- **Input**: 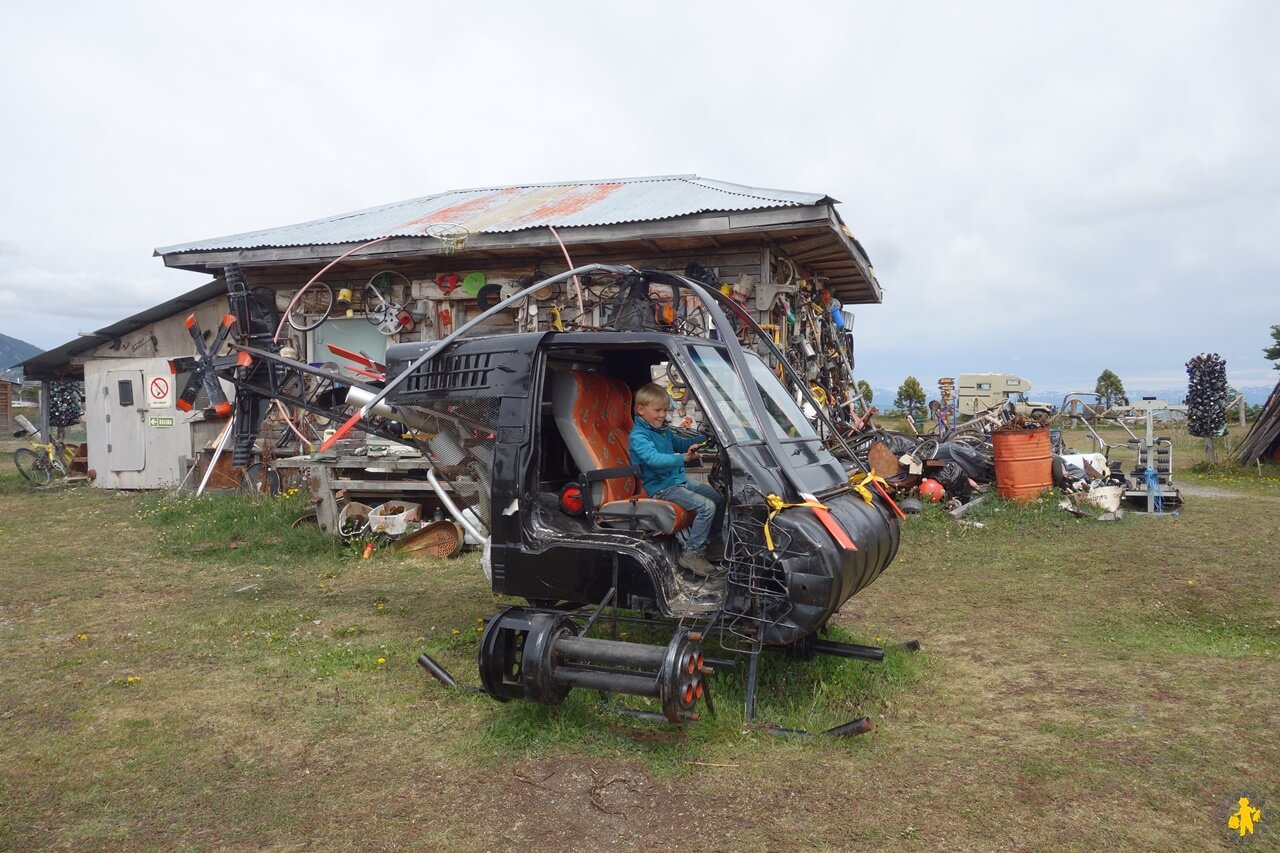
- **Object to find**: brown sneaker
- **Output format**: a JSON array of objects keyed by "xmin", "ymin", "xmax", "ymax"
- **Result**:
[{"xmin": 678, "ymin": 549, "xmax": 717, "ymax": 577}]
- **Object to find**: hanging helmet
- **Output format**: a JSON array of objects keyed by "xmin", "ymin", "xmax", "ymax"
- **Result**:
[{"xmin": 918, "ymin": 478, "xmax": 946, "ymax": 502}]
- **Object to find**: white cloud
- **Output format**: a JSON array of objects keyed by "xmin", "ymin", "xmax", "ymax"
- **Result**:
[{"xmin": 0, "ymin": 0, "xmax": 1276, "ymax": 393}]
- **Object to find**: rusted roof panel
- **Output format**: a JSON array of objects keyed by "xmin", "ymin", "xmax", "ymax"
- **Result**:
[{"xmin": 156, "ymin": 175, "xmax": 832, "ymax": 254}]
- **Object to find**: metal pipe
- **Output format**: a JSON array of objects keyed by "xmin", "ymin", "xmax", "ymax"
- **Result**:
[
  {"xmin": 555, "ymin": 636, "xmax": 669, "ymax": 669},
  {"xmin": 416, "ymin": 653, "xmax": 459, "ymax": 689},
  {"xmin": 808, "ymin": 639, "xmax": 885, "ymax": 661},
  {"xmin": 322, "ymin": 263, "xmax": 632, "ymax": 450},
  {"xmin": 343, "ymin": 385, "xmax": 432, "ymax": 431},
  {"xmin": 196, "ymin": 418, "xmax": 234, "ymax": 497},
  {"xmin": 767, "ymin": 716, "xmax": 874, "ymax": 739},
  {"xmin": 426, "ymin": 467, "xmax": 488, "ymax": 542},
  {"xmin": 554, "ymin": 669, "xmax": 659, "ymax": 697}
]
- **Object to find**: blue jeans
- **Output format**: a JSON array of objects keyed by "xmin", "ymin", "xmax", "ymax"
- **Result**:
[{"xmin": 654, "ymin": 480, "xmax": 725, "ymax": 553}]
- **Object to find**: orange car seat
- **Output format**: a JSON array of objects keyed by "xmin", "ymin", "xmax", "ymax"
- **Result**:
[{"xmin": 550, "ymin": 370, "xmax": 693, "ymax": 534}]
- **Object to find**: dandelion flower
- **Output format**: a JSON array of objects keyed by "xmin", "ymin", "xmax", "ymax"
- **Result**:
[{"xmin": 377, "ymin": 657, "xmax": 386, "ymax": 665}]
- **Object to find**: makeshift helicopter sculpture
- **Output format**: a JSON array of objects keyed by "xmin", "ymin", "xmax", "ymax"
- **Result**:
[{"xmin": 174, "ymin": 262, "xmax": 907, "ymax": 732}]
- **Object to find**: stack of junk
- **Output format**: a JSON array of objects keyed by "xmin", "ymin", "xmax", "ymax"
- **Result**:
[{"xmin": 849, "ymin": 402, "xmax": 1173, "ymax": 519}]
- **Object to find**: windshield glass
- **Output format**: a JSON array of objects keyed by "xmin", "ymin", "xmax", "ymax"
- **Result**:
[
  {"xmin": 686, "ymin": 345, "xmax": 820, "ymax": 442},
  {"xmin": 744, "ymin": 354, "xmax": 821, "ymax": 440}
]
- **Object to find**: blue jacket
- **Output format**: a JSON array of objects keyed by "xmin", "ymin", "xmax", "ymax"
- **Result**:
[{"xmin": 629, "ymin": 418, "xmax": 698, "ymax": 495}]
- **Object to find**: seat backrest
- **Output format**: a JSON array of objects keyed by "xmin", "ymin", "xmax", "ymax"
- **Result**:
[{"xmin": 550, "ymin": 370, "xmax": 639, "ymax": 506}]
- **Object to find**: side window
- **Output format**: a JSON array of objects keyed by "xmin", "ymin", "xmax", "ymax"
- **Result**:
[{"xmin": 117, "ymin": 379, "xmax": 134, "ymax": 407}]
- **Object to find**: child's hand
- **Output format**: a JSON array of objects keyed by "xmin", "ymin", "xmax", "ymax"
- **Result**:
[{"xmin": 683, "ymin": 446, "xmax": 702, "ymax": 463}]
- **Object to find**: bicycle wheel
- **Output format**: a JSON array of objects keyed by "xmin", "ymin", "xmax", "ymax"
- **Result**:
[
  {"xmin": 286, "ymin": 281, "xmax": 335, "ymax": 332},
  {"xmin": 363, "ymin": 282, "xmax": 393, "ymax": 327},
  {"xmin": 674, "ymin": 303, "xmax": 709, "ymax": 338},
  {"xmin": 14, "ymin": 448, "xmax": 52, "ymax": 486},
  {"xmin": 240, "ymin": 462, "xmax": 282, "ymax": 496}
]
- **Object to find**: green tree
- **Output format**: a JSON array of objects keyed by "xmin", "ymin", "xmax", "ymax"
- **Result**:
[
  {"xmin": 855, "ymin": 379, "xmax": 874, "ymax": 406},
  {"xmin": 1264, "ymin": 324, "xmax": 1280, "ymax": 370},
  {"xmin": 1095, "ymin": 369, "xmax": 1127, "ymax": 409},
  {"xmin": 894, "ymin": 376, "xmax": 926, "ymax": 418}
]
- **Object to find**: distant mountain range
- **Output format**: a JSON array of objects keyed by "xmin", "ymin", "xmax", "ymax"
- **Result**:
[{"xmin": 0, "ymin": 332, "xmax": 41, "ymax": 374}]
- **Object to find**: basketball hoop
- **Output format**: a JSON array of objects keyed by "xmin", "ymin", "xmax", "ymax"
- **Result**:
[{"xmin": 425, "ymin": 223, "xmax": 470, "ymax": 255}]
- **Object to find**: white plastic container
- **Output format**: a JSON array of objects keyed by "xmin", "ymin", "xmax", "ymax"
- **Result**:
[
  {"xmin": 337, "ymin": 501, "xmax": 373, "ymax": 537},
  {"xmin": 367, "ymin": 501, "xmax": 422, "ymax": 536}
]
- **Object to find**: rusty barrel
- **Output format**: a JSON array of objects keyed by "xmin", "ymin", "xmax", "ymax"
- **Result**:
[{"xmin": 992, "ymin": 426, "xmax": 1053, "ymax": 502}]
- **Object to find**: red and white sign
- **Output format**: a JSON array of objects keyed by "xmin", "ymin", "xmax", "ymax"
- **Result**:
[{"xmin": 148, "ymin": 375, "xmax": 173, "ymax": 408}]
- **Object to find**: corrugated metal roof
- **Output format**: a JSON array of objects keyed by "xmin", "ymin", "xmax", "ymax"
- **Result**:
[{"xmin": 156, "ymin": 175, "xmax": 832, "ymax": 254}]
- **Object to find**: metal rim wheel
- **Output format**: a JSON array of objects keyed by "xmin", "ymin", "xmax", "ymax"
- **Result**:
[
  {"xmin": 240, "ymin": 462, "xmax": 281, "ymax": 496},
  {"xmin": 14, "ymin": 448, "xmax": 52, "ymax": 486},
  {"xmin": 286, "ymin": 281, "xmax": 335, "ymax": 332}
]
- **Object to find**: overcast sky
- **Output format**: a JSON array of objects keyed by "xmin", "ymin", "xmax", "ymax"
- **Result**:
[{"xmin": 2, "ymin": 1, "xmax": 1277, "ymax": 393}]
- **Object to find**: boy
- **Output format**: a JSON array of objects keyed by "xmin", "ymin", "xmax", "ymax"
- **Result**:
[{"xmin": 629, "ymin": 382, "xmax": 725, "ymax": 576}]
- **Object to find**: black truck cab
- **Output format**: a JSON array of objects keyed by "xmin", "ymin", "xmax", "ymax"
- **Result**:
[{"xmin": 386, "ymin": 308, "xmax": 899, "ymax": 647}]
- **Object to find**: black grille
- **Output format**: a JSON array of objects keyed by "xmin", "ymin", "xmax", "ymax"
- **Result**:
[{"xmin": 404, "ymin": 352, "xmax": 494, "ymax": 393}]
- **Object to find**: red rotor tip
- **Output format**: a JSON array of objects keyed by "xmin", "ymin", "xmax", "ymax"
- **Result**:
[{"xmin": 321, "ymin": 412, "xmax": 363, "ymax": 451}]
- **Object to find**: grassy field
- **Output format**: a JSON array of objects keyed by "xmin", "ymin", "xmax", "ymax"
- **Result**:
[{"xmin": 0, "ymin": 424, "xmax": 1277, "ymax": 851}]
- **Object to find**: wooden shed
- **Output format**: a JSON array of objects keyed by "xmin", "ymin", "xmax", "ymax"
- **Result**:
[{"xmin": 23, "ymin": 175, "xmax": 883, "ymax": 489}]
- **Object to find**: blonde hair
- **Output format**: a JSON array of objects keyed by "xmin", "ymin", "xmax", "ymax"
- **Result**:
[{"xmin": 634, "ymin": 382, "xmax": 670, "ymax": 410}]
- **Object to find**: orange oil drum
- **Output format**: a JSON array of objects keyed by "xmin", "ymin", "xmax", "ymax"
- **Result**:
[{"xmin": 992, "ymin": 426, "xmax": 1053, "ymax": 502}]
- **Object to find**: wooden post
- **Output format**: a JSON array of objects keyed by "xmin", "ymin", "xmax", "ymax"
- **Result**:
[
  {"xmin": 1203, "ymin": 435, "xmax": 1217, "ymax": 464},
  {"xmin": 39, "ymin": 380, "xmax": 51, "ymax": 443},
  {"xmin": 312, "ymin": 464, "xmax": 340, "ymax": 534}
]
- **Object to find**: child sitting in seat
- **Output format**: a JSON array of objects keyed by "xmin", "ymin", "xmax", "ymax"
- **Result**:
[{"xmin": 628, "ymin": 382, "xmax": 724, "ymax": 576}]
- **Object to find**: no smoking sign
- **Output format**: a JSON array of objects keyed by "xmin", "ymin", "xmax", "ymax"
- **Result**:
[{"xmin": 148, "ymin": 375, "xmax": 173, "ymax": 408}]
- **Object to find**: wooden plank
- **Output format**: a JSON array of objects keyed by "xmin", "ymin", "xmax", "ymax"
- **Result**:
[
  {"xmin": 330, "ymin": 480, "xmax": 443, "ymax": 491},
  {"xmin": 312, "ymin": 464, "xmax": 340, "ymax": 534}
]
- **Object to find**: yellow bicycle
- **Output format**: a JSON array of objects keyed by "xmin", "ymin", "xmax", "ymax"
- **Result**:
[{"xmin": 12, "ymin": 415, "xmax": 76, "ymax": 486}]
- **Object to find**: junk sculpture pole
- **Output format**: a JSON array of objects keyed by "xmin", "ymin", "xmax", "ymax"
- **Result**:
[{"xmin": 1185, "ymin": 353, "xmax": 1229, "ymax": 463}]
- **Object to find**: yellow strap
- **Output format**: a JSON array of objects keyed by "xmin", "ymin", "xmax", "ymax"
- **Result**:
[
  {"xmin": 849, "ymin": 469, "xmax": 889, "ymax": 505},
  {"xmin": 764, "ymin": 493, "xmax": 827, "ymax": 551}
]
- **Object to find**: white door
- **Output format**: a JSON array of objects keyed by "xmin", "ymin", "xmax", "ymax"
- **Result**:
[{"xmin": 104, "ymin": 369, "xmax": 145, "ymax": 471}]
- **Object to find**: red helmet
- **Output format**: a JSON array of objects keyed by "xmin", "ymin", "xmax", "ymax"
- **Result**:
[{"xmin": 918, "ymin": 478, "xmax": 945, "ymax": 502}]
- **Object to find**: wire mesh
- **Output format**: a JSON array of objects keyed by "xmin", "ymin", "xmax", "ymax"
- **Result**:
[
  {"xmin": 716, "ymin": 505, "xmax": 796, "ymax": 650},
  {"xmin": 399, "ymin": 397, "xmax": 499, "ymax": 527}
]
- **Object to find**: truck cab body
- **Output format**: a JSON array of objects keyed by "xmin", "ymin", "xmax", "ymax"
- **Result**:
[
  {"xmin": 381, "ymin": 266, "xmax": 900, "ymax": 648},
  {"xmin": 957, "ymin": 373, "xmax": 1055, "ymax": 418}
]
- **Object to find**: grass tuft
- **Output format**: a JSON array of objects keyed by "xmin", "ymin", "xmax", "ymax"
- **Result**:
[{"xmin": 137, "ymin": 490, "xmax": 342, "ymax": 563}]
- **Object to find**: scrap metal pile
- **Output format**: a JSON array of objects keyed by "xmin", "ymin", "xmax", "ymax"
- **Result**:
[{"xmin": 841, "ymin": 397, "xmax": 1173, "ymax": 516}]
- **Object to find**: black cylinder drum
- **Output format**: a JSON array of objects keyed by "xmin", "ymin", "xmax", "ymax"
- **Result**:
[
  {"xmin": 752, "ymin": 491, "xmax": 900, "ymax": 646},
  {"xmin": 477, "ymin": 607, "xmax": 709, "ymax": 722}
]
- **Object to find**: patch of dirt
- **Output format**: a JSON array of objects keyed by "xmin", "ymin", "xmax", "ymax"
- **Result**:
[
  {"xmin": 1177, "ymin": 484, "xmax": 1245, "ymax": 498},
  {"xmin": 459, "ymin": 757, "xmax": 707, "ymax": 850}
]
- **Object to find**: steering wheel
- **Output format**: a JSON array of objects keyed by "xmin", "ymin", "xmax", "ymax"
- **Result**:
[{"xmin": 665, "ymin": 361, "xmax": 688, "ymax": 396}]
